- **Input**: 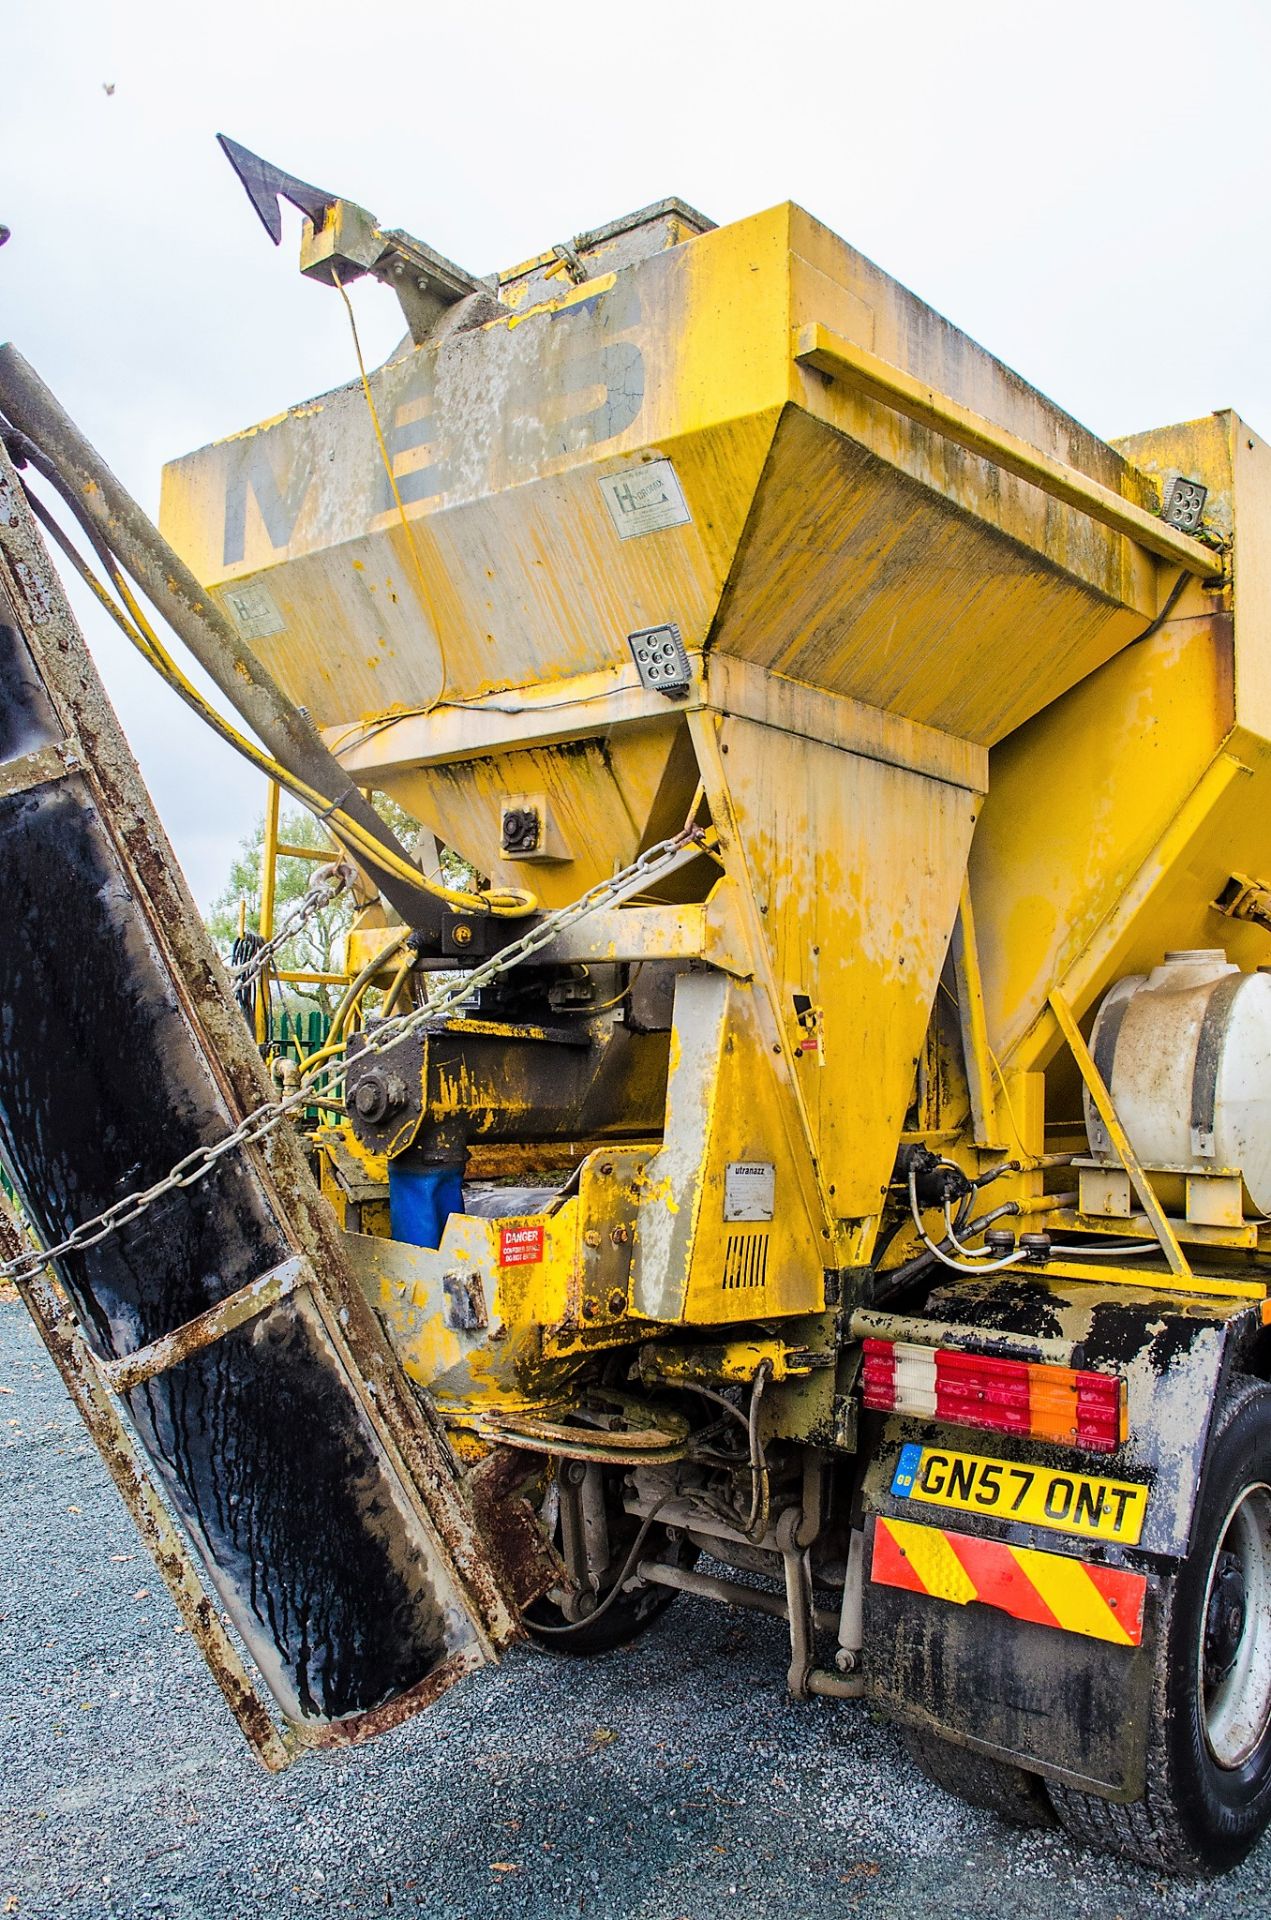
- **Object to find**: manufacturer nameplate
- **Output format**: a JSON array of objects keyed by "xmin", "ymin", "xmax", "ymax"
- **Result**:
[
  {"xmin": 724, "ymin": 1162, "xmax": 775, "ymax": 1223},
  {"xmin": 598, "ymin": 460, "xmax": 691, "ymax": 539}
]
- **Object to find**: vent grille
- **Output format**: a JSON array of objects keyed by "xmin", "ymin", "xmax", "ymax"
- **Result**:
[{"xmin": 722, "ymin": 1231, "xmax": 769, "ymax": 1290}]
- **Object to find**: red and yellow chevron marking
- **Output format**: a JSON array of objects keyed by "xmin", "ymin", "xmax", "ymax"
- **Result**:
[{"xmin": 871, "ymin": 1516, "xmax": 1145, "ymax": 1647}]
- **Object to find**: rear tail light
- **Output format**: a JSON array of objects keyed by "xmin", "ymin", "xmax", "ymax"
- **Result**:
[{"xmin": 861, "ymin": 1338, "xmax": 1126, "ymax": 1453}]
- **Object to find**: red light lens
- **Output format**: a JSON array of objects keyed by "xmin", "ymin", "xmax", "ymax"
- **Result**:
[
  {"xmin": 860, "ymin": 1337, "xmax": 1125, "ymax": 1453},
  {"xmin": 861, "ymin": 1338, "xmax": 897, "ymax": 1409}
]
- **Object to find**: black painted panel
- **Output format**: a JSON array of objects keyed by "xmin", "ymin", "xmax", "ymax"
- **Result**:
[
  {"xmin": 0, "ymin": 621, "xmax": 60, "ymax": 761},
  {"xmin": 0, "ymin": 754, "xmax": 472, "ymax": 1725}
]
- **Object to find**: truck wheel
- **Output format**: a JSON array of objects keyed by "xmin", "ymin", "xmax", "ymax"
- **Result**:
[
  {"xmin": 1049, "ymin": 1377, "xmax": 1271, "ymax": 1874},
  {"xmin": 524, "ymin": 1501, "xmax": 695, "ymax": 1656},
  {"xmin": 900, "ymin": 1727, "xmax": 1055, "ymax": 1827},
  {"xmin": 524, "ymin": 1561, "xmax": 680, "ymax": 1655}
]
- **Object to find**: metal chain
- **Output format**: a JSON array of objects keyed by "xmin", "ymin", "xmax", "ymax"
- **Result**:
[
  {"xmin": 1, "ymin": 828, "xmax": 703, "ymax": 1285},
  {"xmin": 229, "ymin": 864, "xmax": 349, "ymax": 990}
]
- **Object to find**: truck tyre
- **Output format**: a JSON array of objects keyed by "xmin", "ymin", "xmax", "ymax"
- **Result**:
[
  {"xmin": 524, "ymin": 1495, "xmax": 695, "ymax": 1655},
  {"xmin": 900, "ymin": 1727, "xmax": 1055, "ymax": 1827},
  {"xmin": 1049, "ymin": 1377, "xmax": 1271, "ymax": 1874},
  {"xmin": 525, "ymin": 1561, "xmax": 680, "ymax": 1655}
]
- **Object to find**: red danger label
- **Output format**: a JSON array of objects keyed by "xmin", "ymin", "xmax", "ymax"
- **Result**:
[{"xmin": 499, "ymin": 1223, "xmax": 544, "ymax": 1266}]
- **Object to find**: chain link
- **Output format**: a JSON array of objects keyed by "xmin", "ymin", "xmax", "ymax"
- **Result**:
[
  {"xmin": 229, "ymin": 864, "xmax": 350, "ymax": 991},
  {"xmin": 1, "ymin": 828, "xmax": 703, "ymax": 1285}
]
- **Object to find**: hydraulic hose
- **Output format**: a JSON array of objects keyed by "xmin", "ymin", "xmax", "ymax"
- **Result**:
[
  {"xmin": 906, "ymin": 1171, "xmax": 1029, "ymax": 1278},
  {"xmin": 380, "ymin": 948, "xmax": 418, "ymax": 1019},
  {"xmin": 0, "ymin": 344, "xmax": 502, "ymax": 934},
  {"xmin": 17, "ymin": 474, "xmax": 536, "ymax": 924},
  {"xmin": 299, "ymin": 927, "xmax": 413, "ymax": 1063}
]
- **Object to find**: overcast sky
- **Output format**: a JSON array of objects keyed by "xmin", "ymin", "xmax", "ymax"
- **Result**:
[{"xmin": 5, "ymin": 0, "xmax": 1270, "ymax": 911}]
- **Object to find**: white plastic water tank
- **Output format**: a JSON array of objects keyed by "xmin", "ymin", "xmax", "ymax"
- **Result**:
[{"xmin": 1084, "ymin": 951, "xmax": 1271, "ymax": 1215}]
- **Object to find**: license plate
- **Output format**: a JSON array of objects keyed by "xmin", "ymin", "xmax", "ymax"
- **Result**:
[{"xmin": 890, "ymin": 1442, "xmax": 1147, "ymax": 1545}]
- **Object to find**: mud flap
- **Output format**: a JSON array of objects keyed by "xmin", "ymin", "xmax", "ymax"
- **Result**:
[
  {"xmin": 0, "ymin": 446, "xmax": 518, "ymax": 1759},
  {"xmin": 863, "ymin": 1523, "xmax": 1159, "ymax": 1797},
  {"xmin": 859, "ymin": 1273, "xmax": 1261, "ymax": 1796}
]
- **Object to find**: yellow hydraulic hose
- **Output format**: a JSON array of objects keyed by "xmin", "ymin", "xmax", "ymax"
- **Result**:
[
  {"xmin": 31, "ymin": 492, "xmax": 536, "ymax": 919},
  {"xmin": 380, "ymin": 948, "xmax": 418, "ymax": 1019},
  {"xmin": 295, "ymin": 927, "xmax": 414, "ymax": 1079}
]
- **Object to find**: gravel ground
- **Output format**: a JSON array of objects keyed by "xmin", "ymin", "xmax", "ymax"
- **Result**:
[{"xmin": 3, "ymin": 1296, "xmax": 1271, "ymax": 1920}]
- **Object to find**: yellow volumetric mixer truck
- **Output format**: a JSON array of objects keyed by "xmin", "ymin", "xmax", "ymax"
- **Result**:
[{"xmin": 3, "ymin": 138, "xmax": 1271, "ymax": 1876}]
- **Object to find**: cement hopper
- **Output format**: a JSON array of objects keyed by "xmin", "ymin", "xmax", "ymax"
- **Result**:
[
  {"xmin": 160, "ymin": 196, "xmax": 1218, "ymax": 1286},
  {"xmin": 14, "ymin": 160, "xmax": 1271, "ymax": 1874}
]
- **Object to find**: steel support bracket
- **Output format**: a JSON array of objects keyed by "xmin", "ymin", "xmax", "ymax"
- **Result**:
[
  {"xmin": 1048, "ymin": 989, "xmax": 1193, "ymax": 1281},
  {"xmin": 96, "ymin": 1255, "xmax": 311, "ymax": 1395}
]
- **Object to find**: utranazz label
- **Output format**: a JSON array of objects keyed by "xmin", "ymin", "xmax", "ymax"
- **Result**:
[{"xmin": 724, "ymin": 1162, "xmax": 776, "ymax": 1223}]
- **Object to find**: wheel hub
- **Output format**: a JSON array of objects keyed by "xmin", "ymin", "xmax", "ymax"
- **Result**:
[
  {"xmin": 1201, "ymin": 1483, "xmax": 1271, "ymax": 1769},
  {"xmin": 1206, "ymin": 1550, "xmax": 1249, "ymax": 1687}
]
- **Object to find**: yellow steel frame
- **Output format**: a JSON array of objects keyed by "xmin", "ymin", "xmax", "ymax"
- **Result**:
[
  {"xmin": 160, "ymin": 198, "xmax": 1271, "ymax": 1412},
  {"xmin": 250, "ymin": 777, "xmax": 355, "ymax": 1048},
  {"xmin": 1047, "ymin": 989, "xmax": 1191, "ymax": 1281}
]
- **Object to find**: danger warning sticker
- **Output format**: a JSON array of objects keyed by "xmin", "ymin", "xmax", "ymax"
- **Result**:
[{"xmin": 499, "ymin": 1223, "xmax": 545, "ymax": 1266}]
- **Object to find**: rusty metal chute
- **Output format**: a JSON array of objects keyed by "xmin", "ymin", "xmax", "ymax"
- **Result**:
[{"xmin": 0, "ymin": 446, "xmax": 518, "ymax": 1760}]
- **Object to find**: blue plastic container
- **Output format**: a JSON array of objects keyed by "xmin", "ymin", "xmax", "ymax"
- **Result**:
[{"xmin": 389, "ymin": 1160, "xmax": 465, "ymax": 1250}]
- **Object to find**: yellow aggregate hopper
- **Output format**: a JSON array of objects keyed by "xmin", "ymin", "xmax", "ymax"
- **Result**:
[{"xmin": 159, "ymin": 197, "xmax": 1222, "ymax": 1308}]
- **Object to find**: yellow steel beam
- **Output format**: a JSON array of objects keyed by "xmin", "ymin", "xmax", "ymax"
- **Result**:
[
  {"xmin": 794, "ymin": 324, "xmax": 1222, "ymax": 579},
  {"xmin": 326, "ymin": 653, "xmax": 988, "ymax": 797},
  {"xmin": 259, "ymin": 778, "xmax": 281, "ymax": 942},
  {"xmin": 1047, "ymin": 1208, "xmax": 1258, "ymax": 1252},
  {"xmin": 1042, "ymin": 1259, "xmax": 1262, "ymax": 1302},
  {"xmin": 948, "ymin": 880, "xmax": 1002, "ymax": 1150},
  {"xmin": 1047, "ymin": 989, "xmax": 1192, "ymax": 1280},
  {"xmin": 255, "ymin": 778, "xmax": 281, "ymax": 1047},
  {"xmin": 276, "ymin": 841, "xmax": 338, "ymax": 862}
]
